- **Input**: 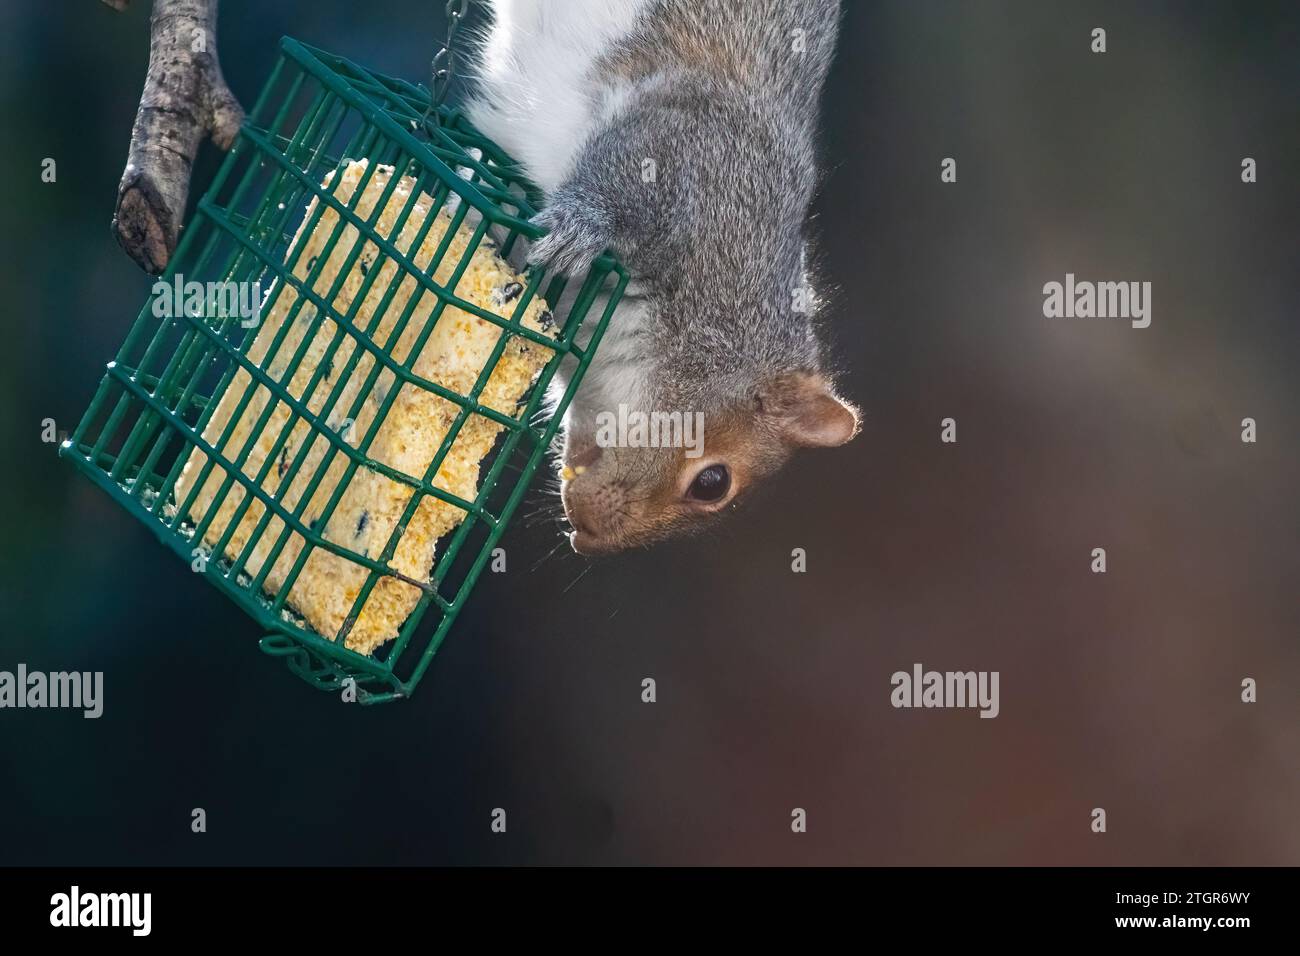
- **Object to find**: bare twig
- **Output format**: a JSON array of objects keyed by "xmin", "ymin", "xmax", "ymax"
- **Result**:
[{"xmin": 105, "ymin": 0, "xmax": 244, "ymax": 273}]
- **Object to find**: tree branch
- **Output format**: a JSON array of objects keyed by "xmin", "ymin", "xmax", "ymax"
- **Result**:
[{"xmin": 106, "ymin": 0, "xmax": 244, "ymax": 274}]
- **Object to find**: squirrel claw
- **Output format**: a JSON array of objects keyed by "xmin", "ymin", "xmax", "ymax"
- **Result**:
[{"xmin": 526, "ymin": 203, "xmax": 610, "ymax": 277}]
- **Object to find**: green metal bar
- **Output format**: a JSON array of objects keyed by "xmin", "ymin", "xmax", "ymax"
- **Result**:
[
  {"xmin": 200, "ymin": 193, "xmax": 539, "ymax": 431},
  {"xmin": 140, "ymin": 68, "xmax": 340, "ymax": 518},
  {"xmin": 125, "ymin": 77, "xmax": 328, "ymax": 498},
  {"xmin": 159, "ymin": 272, "xmax": 489, "ymax": 519},
  {"xmin": 398, "ymin": 268, "xmax": 630, "ymax": 691},
  {"xmin": 106, "ymin": 62, "xmax": 314, "ymax": 481},
  {"xmin": 241, "ymin": 124, "xmax": 562, "ymax": 350},
  {"xmin": 224, "ymin": 153, "xmax": 457, "ymax": 593},
  {"xmin": 60, "ymin": 446, "xmax": 401, "ymax": 690},
  {"xmin": 167, "ymin": 94, "xmax": 370, "ymax": 534},
  {"xmin": 99, "ymin": 363, "xmax": 446, "ymax": 599},
  {"xmin": 203, "ymin": 135, "xmax": 414, "ymax": 576},
  {"xmin": 330, "ymin": 213, "xmax": 509, "ymax": 645}
]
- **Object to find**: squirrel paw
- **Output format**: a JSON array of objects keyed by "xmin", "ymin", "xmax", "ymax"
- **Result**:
[{"xmin": 526, "ymin": 201, "xmax": 610, "ymax": 277}]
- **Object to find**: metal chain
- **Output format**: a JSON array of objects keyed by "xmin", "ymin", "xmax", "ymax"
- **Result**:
[{"xmin": 423, "ymin": 0, "xmax": 471, "ymax": 130}]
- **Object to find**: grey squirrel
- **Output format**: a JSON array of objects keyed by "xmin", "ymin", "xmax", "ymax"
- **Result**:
[{"xmin": 468, "ymin": 0, "xmax": 858, "ymax": 555}]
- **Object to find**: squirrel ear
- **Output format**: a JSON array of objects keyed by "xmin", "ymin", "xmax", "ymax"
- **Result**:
[{"xmin": 761, "ymin": 373, "xmax": 860, "ymax": 448}]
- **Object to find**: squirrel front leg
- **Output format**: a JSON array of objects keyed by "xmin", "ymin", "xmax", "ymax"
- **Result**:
[
  {"xmin": 525, "ymin": 111, "xmax": 677, "ymax": 278},
  {"xmin": 526, "ymin": 183, "xmax": 616, "ymax": 277}
]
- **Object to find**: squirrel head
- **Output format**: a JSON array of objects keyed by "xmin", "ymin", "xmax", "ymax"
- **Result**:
[
  {"xmin": 559, "ymin": 368, "xmax": 858, "ymax": 555},
  {"xmin": 533, "ymin": 83, "xmax": 855, "ymax": 554}
]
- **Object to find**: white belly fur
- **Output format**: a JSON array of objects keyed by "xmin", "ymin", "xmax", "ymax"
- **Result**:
[
  {"xmin": 467, "ymin": 0, "xmax": 652, "ymax": 196},
  {"xmin": 467, "ymin": 0, "xmax": 657, "ymax": 420}
]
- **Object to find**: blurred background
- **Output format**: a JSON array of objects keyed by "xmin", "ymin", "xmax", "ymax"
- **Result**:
[{"xmin": 0, "ymin": 0, "xmax": 1296, "ymax": 865}]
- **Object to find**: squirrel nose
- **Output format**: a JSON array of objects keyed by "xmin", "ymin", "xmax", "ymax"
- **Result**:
[
  {"xmin": 569, "ymin": 528, "xmax": 614, "ymax": 556},
  {"xmin": 568, "ymin": 511, "xmax": 595, "ymax": 536},
  {"xmin": 563, "ymin": 496, "xmax": 596, "ymax": 537}
]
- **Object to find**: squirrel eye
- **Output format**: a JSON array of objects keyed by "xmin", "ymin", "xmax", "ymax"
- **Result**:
[{"xmin": 687, "ymin": 464, "xmax": 730, "ymax": 503}]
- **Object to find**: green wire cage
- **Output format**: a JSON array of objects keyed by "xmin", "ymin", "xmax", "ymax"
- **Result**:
[{"xmin": 60, "ymin": 38, "xmax": 628, "ymax": 704}]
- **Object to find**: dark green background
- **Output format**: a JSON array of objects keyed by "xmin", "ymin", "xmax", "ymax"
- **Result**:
[{"xmin": 0, "ymin": 1, "xmax": 1296, "ymax": 864}]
